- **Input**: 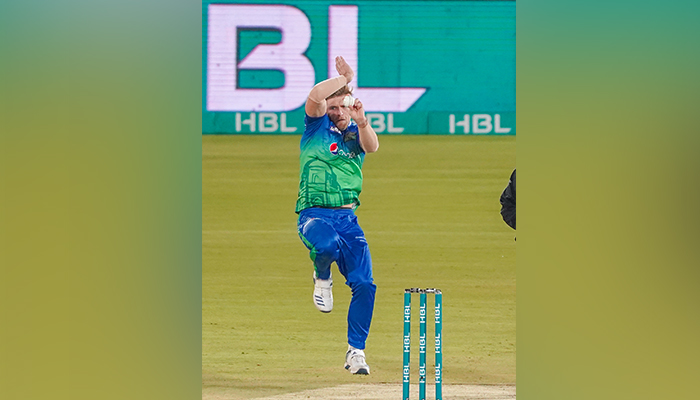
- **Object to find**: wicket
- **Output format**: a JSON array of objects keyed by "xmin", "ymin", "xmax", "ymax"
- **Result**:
[{"xmin": 403, "ymin": 288, "xmax": 442, "ymax": 400}]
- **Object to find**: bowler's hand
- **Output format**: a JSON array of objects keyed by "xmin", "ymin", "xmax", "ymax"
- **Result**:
[
  {"xmin": 349, "ymin": 98, "xmax": 368, "ymax": 128},
  {"xmin": 335, "ymin": 56, "xmax": 354, "ymax": 84},
  {"xmin": 349, "ymin": 97, "xmax": 378, "ymax": 152}
]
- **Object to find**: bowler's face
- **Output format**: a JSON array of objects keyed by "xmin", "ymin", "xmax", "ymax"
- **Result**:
[{"xmin": 326, "ymin": 96, "xmax": 351, "ymax": 131}]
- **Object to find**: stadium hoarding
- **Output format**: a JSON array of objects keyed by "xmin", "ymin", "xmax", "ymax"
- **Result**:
[{"xmin": 203, "ymin": 1, "xmax": 515, "ymax": 135}]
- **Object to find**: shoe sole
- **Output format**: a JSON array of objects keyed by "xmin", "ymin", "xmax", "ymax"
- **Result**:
[{"xmin": 344, "ymin": 364, "xmax": 370, "ymax": 375}]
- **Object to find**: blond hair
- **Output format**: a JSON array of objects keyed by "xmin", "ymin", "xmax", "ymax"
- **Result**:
[{"xmin": 326, "ymin": 85, "xmax": 353, "ymax": 100}]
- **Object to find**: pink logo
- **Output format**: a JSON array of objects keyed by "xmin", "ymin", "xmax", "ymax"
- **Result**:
[{"xmin": 329, "ymin": 143, "xmax": 339, "ymax": 155}]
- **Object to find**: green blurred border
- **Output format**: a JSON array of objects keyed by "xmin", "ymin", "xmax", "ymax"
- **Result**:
[
  {"xmin": 518, "ymin": 0, "xmax": 700, "ymax": 399},
  {"xmin": 1, "ymin": 1, "xmax": 201, "ymax": 399}
]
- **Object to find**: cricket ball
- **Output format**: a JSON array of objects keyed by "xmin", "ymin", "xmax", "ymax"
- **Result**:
[{"xmin": 342, "ymin": 95, "xmax": 355, "ymax": 108}]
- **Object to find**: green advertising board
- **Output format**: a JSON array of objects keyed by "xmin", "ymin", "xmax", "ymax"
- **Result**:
[{"xmin": 203, "ymin": 1, "xmax": 515, "ymax": 135}]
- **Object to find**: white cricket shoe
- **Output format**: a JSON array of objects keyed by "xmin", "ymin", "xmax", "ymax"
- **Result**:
[
  {"xmin": 344, "ymin": 348, "xmax": 370, "ymax": 375},
  {"xmin": 312, "ymin": 272, "xmax": 333, "ymax": 313}
]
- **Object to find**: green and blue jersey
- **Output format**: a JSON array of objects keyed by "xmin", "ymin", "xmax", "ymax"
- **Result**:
[{"xmin": 295, "ymin": 114, "xmax": 365, "ymax": 212}]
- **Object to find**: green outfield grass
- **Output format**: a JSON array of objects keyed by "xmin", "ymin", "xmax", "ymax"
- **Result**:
[{"xmin": 203, "ymin": 135, "xmax": 516, "ymax": 399}]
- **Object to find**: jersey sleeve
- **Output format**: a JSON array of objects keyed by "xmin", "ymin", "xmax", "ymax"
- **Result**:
[{"xmin": 301, "ymin": 114, "xmax": 326, "ymax": 147}]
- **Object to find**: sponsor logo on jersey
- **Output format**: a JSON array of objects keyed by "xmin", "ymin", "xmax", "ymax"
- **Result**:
[
  {"xmin": 329, "ymin": 142, "xmax": 358, "ymax": 159},
  {"xmin": 329, "ymin": 142, "xmax": 339, "ymax": 155}
]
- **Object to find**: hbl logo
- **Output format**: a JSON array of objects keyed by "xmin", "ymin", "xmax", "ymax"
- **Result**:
[{"xmin": 207, "ymin": 5, "xmax": 427, "ymax": 112}]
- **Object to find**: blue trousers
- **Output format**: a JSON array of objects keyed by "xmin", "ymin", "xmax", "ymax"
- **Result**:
[{"xmin": 297, "ymin": 207, "xmax": 376, "ymax": 350}]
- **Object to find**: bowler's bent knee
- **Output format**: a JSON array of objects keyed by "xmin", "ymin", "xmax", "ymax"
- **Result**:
[{"xmin": 350, "ymin": 279, "xmax": 376, "ymax": 297}]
